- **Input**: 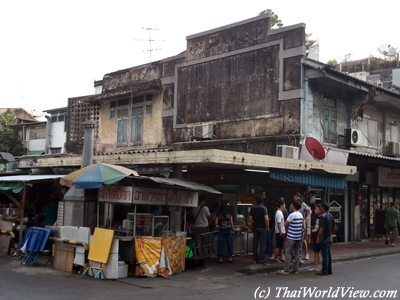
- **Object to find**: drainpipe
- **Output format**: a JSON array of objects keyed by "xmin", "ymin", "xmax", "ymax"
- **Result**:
[
  {"xmin": 45, "ymin": 114, "xmax": 51, "ymax": 154},
  {"xmin": 81, "ymin": 120, "xmax": 96, "ymax": 168}
]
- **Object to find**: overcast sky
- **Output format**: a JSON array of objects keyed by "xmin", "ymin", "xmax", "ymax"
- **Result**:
[{"xmin": 1, "ymin": 0, "xmax": 399, "ymax": 114}]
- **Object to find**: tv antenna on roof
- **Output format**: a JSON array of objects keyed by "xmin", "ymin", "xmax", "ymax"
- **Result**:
[{"xmin": 135, "ymin": 27, "xmax": 164, "ymax": 63}]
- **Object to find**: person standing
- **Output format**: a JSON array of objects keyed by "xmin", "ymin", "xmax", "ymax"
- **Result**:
[
  {"xmin": 292, "ymin": 192, "xmax": 312, "ymax": 261},
  {"xmin": 261, "ymin": 191, "xmax": 274, "ymax": 259},
  {"xmin": 274, "ymin": 198, "xmax": 286, "ymax": 262},
  {"xmin": 192, "ymin": 195, "xmax": 211, "ymax": 257},
  {"xmin": 316, "ymin": 203, "xmax": 334, "ymax": 275},
  {"xmin": 249, "ymin": 194, "xmax": 269, "ymax": 265},
  {"xmin": 385, "ymin": 202, "xmax": 399, "ymax": 247},
  {"xmin": 278, "ymin": 199, "xmax": 303, "ymax": 274},
  {"xmin": 216, "ymin": 201, "xmax": 234, "ymax": 263},
  {"xmin": 309, "ymin": 204, "xmax": 322, "ymax": 272}
]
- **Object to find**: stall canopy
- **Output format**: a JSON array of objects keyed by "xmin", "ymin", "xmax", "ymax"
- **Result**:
[
  {"xmin": 131, "ymin": 176, "xmax": 222, "ymax": 195},
  {"xmin": 0, "ymin": 174, "xmax": 63, "ymax": 187},
  {"xmin": 60, "ymin": 163, "xmax": 139, "ymax": 189},
  {"xmin": 0, "ymin": 182, "xmax": 25, "ymax": 193},
  {"xmin": 269, "ymin": 170, "xmax": 347, "ymax": 190},
  {"xmin": 0, "ymin": 175, "xmax": 64, "ymax": 193}
]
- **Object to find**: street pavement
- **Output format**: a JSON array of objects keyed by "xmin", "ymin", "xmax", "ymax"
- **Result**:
[{"xmin": 0, "ymin": 240, "xmax": 399, "ymax": 300}]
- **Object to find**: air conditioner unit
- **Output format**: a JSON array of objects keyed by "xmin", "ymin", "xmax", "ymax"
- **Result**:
[
  {"xmin": 386, "ymin": 141, "xmax": 400, "ymax": 156},
  {"xmin": 344, "ymin": 129, "xmax": 364, "ymax": 146},
  {"xmin": 276, "ymin": 145, "xmax": 299, "ymax": 159},
  {"xmin": 193, "ymin": 124, "xmax": 213, "ymax": 139}
]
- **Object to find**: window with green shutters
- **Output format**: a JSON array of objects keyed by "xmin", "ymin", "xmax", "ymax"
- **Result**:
[
  {"xmin": 323, "ymin": 98, "xmax": 337, "ymax": 143},
  {"xmin": 116, "ymin": 108, "xmax": 129, "ymax": 145}
]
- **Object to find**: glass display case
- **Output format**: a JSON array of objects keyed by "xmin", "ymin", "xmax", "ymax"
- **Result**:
[
  {"xmin": 126, "ymin": 213, "xmax": 169, "ymax": 237},
  {"xmin": 153, "ymin": 216, "xmax": 169, "ymax": 236}
]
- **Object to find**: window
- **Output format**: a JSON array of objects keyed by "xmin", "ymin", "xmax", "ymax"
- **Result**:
[
  {"xmin": 323, "ymin": 98, "xmax": 337, "ymax": 143},
  {"xmin": 116, "ymin": 108, "xmax": 129, "ymax": 145},
  {"xmin": 110, "ymin": 101, "xmax": 116, "ymax": 119},
  {"xmin": 131, "ymin": 115, "xmax": 143, "ymax": 145},
  {"xmin": 117, "ymin": 98, "xmax": 130, "ymax": 107},
  {"xmin": 359, "ymin": 118, "xmax": 378, "ymax": 147},
  {"xmin": 50, "ymin": 147, "xmax": 62, "ymax": 154},
  {"xmin": 51, "ymin": 114, "xmax": 65, "ymax": 122},
  {"xmin": 30, "ymin": 126, "xmax": 46, "ymax": 140},
  {"xmin": 113, "ymin": 94, "xmax": 152, "ymax": 146},
  {"xmin": 390, "ymin": 124, "xmax": 399, "ymax": 142}
]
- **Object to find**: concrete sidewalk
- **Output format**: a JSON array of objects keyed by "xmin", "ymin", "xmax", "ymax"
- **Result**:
[
  {"xmin": 114, "ymin": 239, "xmax": 400, "ymax": 289},
  {"xmin": 2, "ymin": 239, "xmax": 399, "ymax": 288},
  {"xmin": 196, "ymin": 239, "xmax": 400, "ymax": 276}
]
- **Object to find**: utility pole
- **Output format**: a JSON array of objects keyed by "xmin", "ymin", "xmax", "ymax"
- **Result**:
[
  {"xmin": 343, "ymin": 53, "xmax": 351, "ymax": 73},
  {"xmin": 135, "ymin": 27, "xmax": 164, "ymax": 63}
]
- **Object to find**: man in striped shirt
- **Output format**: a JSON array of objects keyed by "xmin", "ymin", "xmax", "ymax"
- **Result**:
[{"xmin": 278, "ymin": 199, "xmax": 304, "ymax": 275}]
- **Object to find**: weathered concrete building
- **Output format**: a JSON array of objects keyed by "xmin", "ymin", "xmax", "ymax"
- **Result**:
[
  {"xmin": 28, "ymin": 15, "xmax": 400, "ymax": 242},
  {"xmin": 65, "ymin": 15, "xmax": 306, "ymax": 156}
]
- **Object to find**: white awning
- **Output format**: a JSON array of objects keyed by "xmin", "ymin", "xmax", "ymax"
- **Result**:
[
  {"xmin": 130, "ymin": 176, "xmax": 222, "ymax": 195},
  {"xmin": 0, "ymin": 175, "xmax": 64, "ymax": 182}
]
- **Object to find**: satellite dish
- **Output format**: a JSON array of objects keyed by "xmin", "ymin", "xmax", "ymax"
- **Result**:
[{"xmin": 305, "ymin": 137, "xmax": 326, "ymax": 160}]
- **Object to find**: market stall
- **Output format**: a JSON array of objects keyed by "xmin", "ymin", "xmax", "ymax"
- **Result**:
[
  {"xmin": 96, "ymin": 178, "xmax": 218, "ymax": 277},
  {"xmin": 59, "ymin": 163, "xmax": 221, "ymax": 278}
]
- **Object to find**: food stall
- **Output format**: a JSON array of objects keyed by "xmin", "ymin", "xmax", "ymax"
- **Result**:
[
  {"xmin": 96, "ymin": 177, "xmax": 220, "ymax": 278},
  {"xmin": 59, "ymin": 164, "xmax": 221, "ymax": 278}
]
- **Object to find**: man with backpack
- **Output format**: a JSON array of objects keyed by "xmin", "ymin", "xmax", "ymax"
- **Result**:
[{"xmin": 191, "ymin": 195, "xmax": 211, "ymax": 257}]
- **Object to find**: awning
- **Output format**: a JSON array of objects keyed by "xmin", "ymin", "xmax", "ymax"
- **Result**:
[
  {"xmin": 131, "ymin": 176, "xmax": 222, "ymax": 195},
  {"xmin": 0, "ymin": 175, "xmax": 64, "ymax": 182},
  {"xmin": 0, "ymin": 175, "xmax": 64, "ymax": 193},
  {"xmin": 269, "ymin": 170, "xmax": 347, "ymax": 190},
  {"xmin": 27, "ymin": 150, "xmax": 45, "ymax": 156},
  {"xmin": 0, "ymin": 182, "xmax": 25, "ymax": 193}
]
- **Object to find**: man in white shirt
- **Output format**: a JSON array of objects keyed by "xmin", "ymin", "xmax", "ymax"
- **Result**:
[
  {"xmin": 274, "ymin": 198, "xmax": 286, "ymax": 262},
  {"xmin": 192, "ymin": 195, "xmax": 211, "ymax": 257}
]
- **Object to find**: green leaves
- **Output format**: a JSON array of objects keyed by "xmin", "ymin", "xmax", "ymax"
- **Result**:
[{"xmin": 0, "ymin": 109, "xmax": 25, "ymax": 156}]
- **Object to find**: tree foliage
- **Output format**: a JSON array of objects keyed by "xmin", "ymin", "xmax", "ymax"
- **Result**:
[
  {"xmin": 259, "ymin": 9, "xmax": 283, "ymax": 28},
  {"xmin": 0, "ymin": 109, "xmax": 25, "ymax": 156},
  {"xmin": 327, "ymin": 59, "xmax": 338, "ymax": 67}
]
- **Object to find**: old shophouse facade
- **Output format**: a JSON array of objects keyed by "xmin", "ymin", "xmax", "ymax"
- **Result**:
[{"xmin": 26, "ymin": 14, "xmax": 400, "ymax": 241}]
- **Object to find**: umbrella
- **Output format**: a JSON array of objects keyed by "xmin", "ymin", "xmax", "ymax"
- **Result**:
[{"xmin": 60, "ymin": 163, "xmax": 139, "ymax": 189}]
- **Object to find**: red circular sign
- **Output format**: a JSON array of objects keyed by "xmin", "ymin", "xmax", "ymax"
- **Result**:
[{"xmin": 305, "ymin": 137, "xmax": 326, "ymax": 160}]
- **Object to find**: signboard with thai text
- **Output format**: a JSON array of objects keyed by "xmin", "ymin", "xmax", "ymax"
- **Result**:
[
  {"xmin": 378, "ymin": 167, "xmax": 400, "ymax": 188},
  {"xmin": 99, "ymin": 186, "xmax": 133, "ymax": 204},
  {"xmin": 133, "ymin": 187, "xmax": 198, "ymax": 207}
]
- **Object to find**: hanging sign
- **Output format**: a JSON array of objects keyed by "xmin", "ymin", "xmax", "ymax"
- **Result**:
[
  {"xmin": 378, "ymin": 167, "xmax": 400, "ymax": 188},
  {"xmin": 166, "ymin": 190, "xmax": 198, "ymax": 207},
  {"xmin": 133, "ymin": 187, "xmax": 198, "ymax": 207},
  {"xmin": 98, "ymin": 186, "xmax": 133, "ymax": 204}
]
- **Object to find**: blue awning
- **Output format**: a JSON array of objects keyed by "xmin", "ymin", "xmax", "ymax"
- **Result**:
[{"xmin": 270, "ymin": 170, "xmax": 347, "ymax": 190}]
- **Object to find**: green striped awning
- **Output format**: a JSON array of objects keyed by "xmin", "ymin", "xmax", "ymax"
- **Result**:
[{"xmin": 270, "ymin": 170, "xmax": 347, "ymax": 190}]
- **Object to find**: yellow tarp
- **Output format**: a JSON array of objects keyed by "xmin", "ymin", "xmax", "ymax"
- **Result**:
[
  {"xmin": 135, "ymin": 236, "xmax": 186, "ymax": 278},
  {"xmin": 135, "ymin": 237, "xmax": 162, "ymax": 277},
  {"xmin": 88, "ymin": 228, "xmax": 114, "ymax": 264}
]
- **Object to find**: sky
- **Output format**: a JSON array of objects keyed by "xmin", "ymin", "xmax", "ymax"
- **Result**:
[{"xmin": 1, "ymin": 0, "xmax": 399, "ymax": 114}]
